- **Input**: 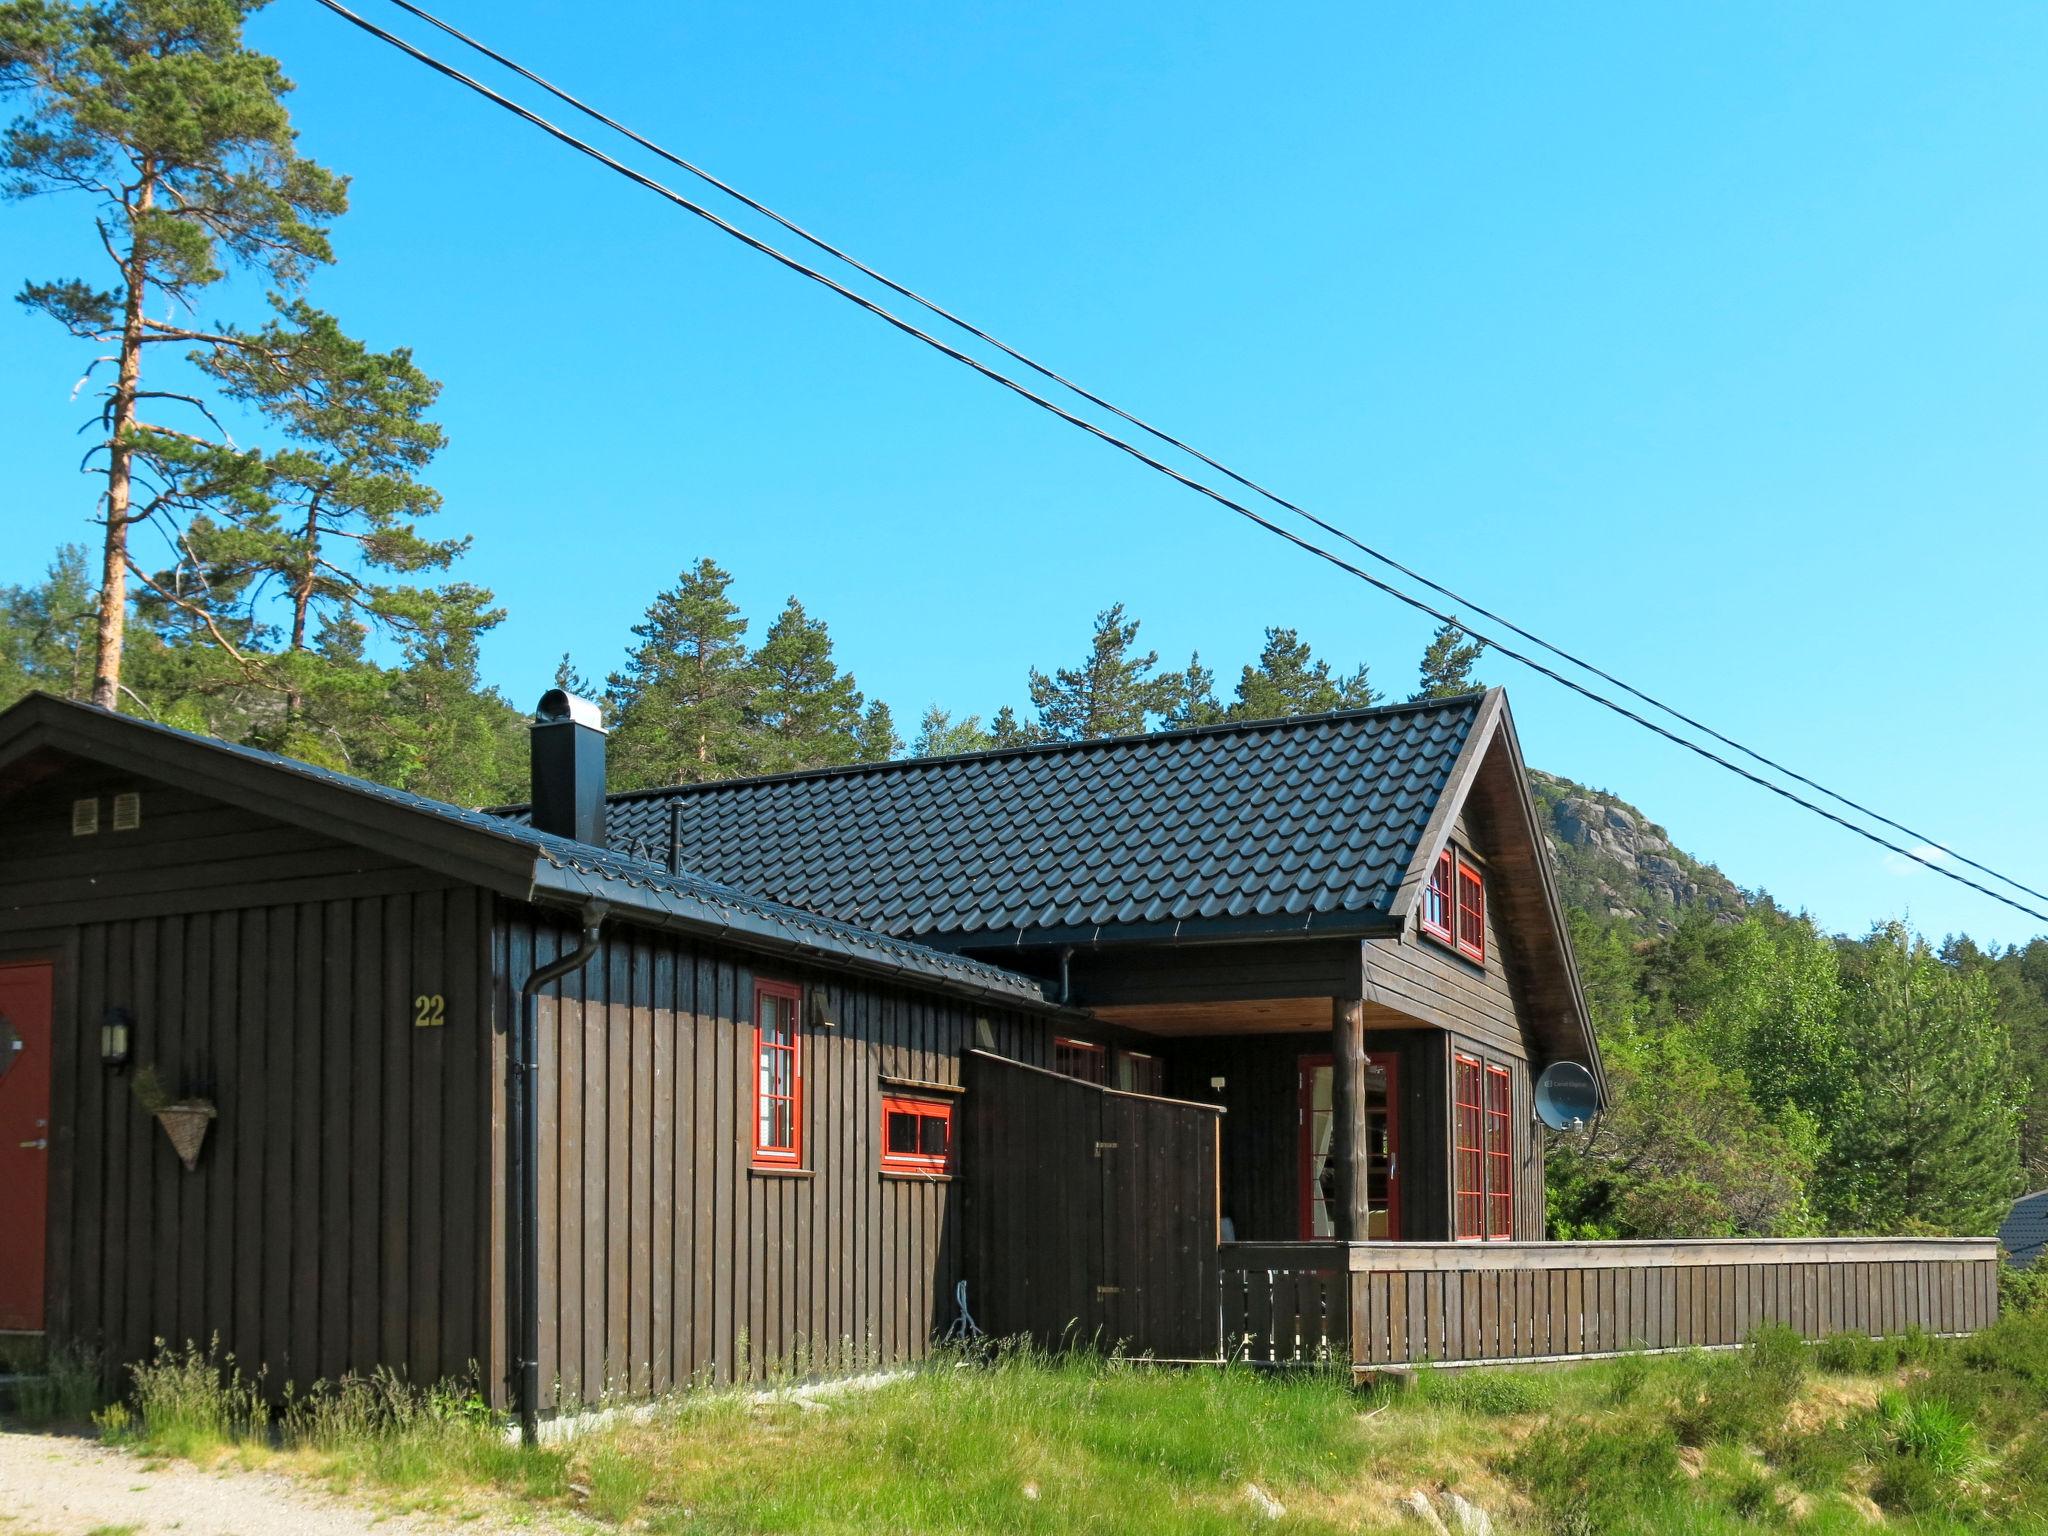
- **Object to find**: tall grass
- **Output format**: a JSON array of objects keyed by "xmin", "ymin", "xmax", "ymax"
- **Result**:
[{"xmin": 76, "ymin": 1315, "xmax": 2048, "ymax": 1533}]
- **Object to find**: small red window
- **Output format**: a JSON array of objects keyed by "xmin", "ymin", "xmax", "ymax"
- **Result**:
[
  {"xmin": 752, "ymin": 980, "xmax": 802, "ymax": 1166},
  {"xmin": 1421, "ymin": 849, "xmax": 1455, "ymax": 944},
  {"xmin": 880, "ymin": 1095, "xmax": 954, "ymax": 1175},
  {"xmin": 1055, "ymin": 1036, "xmax": 1108, "ymax": 1085},
  {"xmin": 1484, "ymin": 1063, "xmax": 1513, "ymax": 1240},
  {"xmin": 1454, "ymin": 856, "xmax": 1485, "ymax": 965},
  {"xmin": 1454, "ymin": 1053, "xmax": 1484, "ymax": 1240}
]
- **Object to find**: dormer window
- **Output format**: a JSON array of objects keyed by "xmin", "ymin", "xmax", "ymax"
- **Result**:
[{"xmin": 1422, "ymin": 846, "xmax": 1486, "ymax": 966}]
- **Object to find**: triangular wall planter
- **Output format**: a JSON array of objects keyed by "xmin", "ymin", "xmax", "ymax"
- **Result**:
[{"xmin": 154, "ymin": 1101, "xmax": 216, "ymax": 1172}]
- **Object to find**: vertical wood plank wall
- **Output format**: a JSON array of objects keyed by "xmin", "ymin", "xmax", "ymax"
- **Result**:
[
  {"xmin": 15, "ymin": 872, "xmax": 496, "ymax": 1396},
  {"xmin": 497, "ymin": 907, "xmax": 1057, "ymax": 1409},
  {"xmin": 961, "ymin": 1052, "xmax": 1220, "ymax": 1360}
]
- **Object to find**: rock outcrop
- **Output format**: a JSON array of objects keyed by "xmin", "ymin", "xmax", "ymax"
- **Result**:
[{"xmin": 1529, "ymin": 769, "xmax": 1746, "ymax": 933}]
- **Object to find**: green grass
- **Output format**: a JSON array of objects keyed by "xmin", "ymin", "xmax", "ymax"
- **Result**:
[{"xmin": 80, "ymin": 1309, "xmax": 2048, "ymax": 1533}]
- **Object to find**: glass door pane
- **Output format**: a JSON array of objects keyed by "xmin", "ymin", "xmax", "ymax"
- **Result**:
[{"xmin": 1301, "ymin": 1055, "xmax": 1397, "ymax": 1239}]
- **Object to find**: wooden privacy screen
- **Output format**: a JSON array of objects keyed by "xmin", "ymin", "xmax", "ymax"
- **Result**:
[
  {"xmin": 960, "ymin": 1051, "xmax": 1221, "ymax": 1360},
  {"xmin": 1221, "ymin": 1238, "xmax": 2000, "ymax": 1372}
]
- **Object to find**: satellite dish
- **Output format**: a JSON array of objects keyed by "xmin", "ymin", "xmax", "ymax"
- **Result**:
[{"xmin": 1534, "ymin": 1061, "xmax": 1599, "ymax": 1133}]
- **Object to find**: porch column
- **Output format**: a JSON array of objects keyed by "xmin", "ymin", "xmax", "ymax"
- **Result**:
[{"xmin": 1330, "ymin": 998, "xmax": 1371, "ymax": 1242}]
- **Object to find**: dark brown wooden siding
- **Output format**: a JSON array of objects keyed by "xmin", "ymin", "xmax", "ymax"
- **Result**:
[
  {"xmin": 1367, "ymin": 900, "xmax": 1524, "ymax": 1060},
  {"xmin": 962, "ymin": 1052, "xmax": 1220, "ymax": 1359},
  {"xmin": 496, "ymin": 905, "xmax": 1057, "ymax": 1408},
  {"xmin": 1, "ymin": 765, "xmax": 498, "ymax": 1394}
]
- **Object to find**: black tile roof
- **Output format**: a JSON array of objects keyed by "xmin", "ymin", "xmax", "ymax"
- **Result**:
[
  {"xmin": 2003, "ymin": 1190, "xmax": 2048, "ymax": 1269},
  {"xmin": 520, "ymin": 695, "xmax": 1486, "ymax": 947},
  {"xmin": 0, "ymin": 696, "xmax": 1057, "ymax": 1008}
]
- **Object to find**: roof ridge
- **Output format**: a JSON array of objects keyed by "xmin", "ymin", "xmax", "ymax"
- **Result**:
[{"xmin": 595, "ymin": 689, "xmax": 1494, "ymax": 805}]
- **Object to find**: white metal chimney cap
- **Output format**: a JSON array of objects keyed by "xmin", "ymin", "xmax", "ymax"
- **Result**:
[{"xmin": 534, "ymin": 688, "xmax": 606, "ymax": 732}]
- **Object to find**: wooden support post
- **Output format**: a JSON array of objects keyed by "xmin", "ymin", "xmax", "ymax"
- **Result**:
[{"xmin": 1331, "ymin": 998, "xmax": 1370, "ymax": 1243}]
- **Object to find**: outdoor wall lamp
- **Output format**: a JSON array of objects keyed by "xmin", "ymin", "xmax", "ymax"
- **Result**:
[
  {"xmin": 101, "ymin": 1005, "xmax": 133, "ymax": 1069},
  {"xmin": 808, "ymin": 985, "xmax": 836, "ymax": 1029}
]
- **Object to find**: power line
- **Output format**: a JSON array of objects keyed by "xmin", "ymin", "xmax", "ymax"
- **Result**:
[
  {"xmin": 307, "ymin": 0, "xmax": 2048, "ymax": 927},
  {"xmin": 364, "ymin": 0, "xmax": 2048, "ymax": 915}
]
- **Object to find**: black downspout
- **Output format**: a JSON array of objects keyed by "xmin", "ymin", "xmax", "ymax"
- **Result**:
[{"xmin": 512, "ymin": 902, "xmax": 607, "ymax": 1445}]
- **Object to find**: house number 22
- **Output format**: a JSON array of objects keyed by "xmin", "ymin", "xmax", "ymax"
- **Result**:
[{"xmin": 413, "ymin": 994, "xmax": 446, "ymax": 1029}]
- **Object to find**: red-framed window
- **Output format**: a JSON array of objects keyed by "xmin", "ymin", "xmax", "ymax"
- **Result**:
[
  {"xmin": 752, "ymin": 980, "xmax": 802, "ymax": 1166},
  {"xmin": 1454, "ymin": 1052, "xmax": 1484, "ymax": 1240},
  {"xmin": 1421, "ymin": 849, "xmax": 1455, "ymax": 944},
  {"xmin": 1484, "ymin": 1063, "xmax": 1513, "ymax": 1240},
  {"xmin": 880, "ymin": 1094, "xmax": 953, "ymax": 1176},
  {"xmin": 1054, "ymin": 1036, "xmax": 1108, "ymax": 1085},
  {"xmin": 1454, "ymin": 855, "xmax": 1486, "ymax": 965}
]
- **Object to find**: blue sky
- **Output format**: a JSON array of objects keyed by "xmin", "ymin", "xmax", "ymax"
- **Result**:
[{"xmin": 5, "ymin": 2, "xmax": 2045, "ymax": 946}]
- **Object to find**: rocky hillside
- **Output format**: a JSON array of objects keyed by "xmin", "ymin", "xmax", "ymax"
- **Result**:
[{"xmin": 1527, "ymin": 769, "xmax": 1747, "ymax": 932}]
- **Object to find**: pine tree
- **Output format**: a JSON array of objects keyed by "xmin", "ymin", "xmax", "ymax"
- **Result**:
[
  {"xmin": 1411, "ymin": 622, "xmax": 1485, "ymax": 701},
  {"xmin": 606, "ymin": 560, "xmax": 754, "ymax": 790},
  {"xmin": 3, "ymin": 0, "xmax": 349, "ymax": 707},
  {"xmin": 746, "ymin": 596, "xmax": 865, "ymax": 773},
  {"xmin": 0, "ymin": 544, "xmax": 98, "ymax": 707},
  {"xmin": 1027, "ymin": 603, "xmax": 1174, "ymax": 740},
  {"xmin": 552, "ymin": 652, "xmax": 596, "ymax": 699},
  {"xmin": 1232, "ymin": 627, "xmax": 1376, "ymax": 720},
  {"xmin": 1161, "ymin": 652, "xmax": 1226, "ymax": 728},
  {"xmin": 1824, "ymin": 923, "xmax": 2022, "ymax": 1235},
  {"xmin": 988, "ymin": 704, "xmax": 1037, "ymax": 749},
  {"xmin": 854, "ymin": 699, "xmax": 900, "ymax": 764},
  {"xmin": 913, "ymin": 706, "xmax": 994, "ymax": 757}
]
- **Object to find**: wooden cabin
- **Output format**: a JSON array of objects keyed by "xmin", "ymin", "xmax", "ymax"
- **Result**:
[{"xmin": 0, "ymin": 688, "xmax": 1997, "ymax": 1428}]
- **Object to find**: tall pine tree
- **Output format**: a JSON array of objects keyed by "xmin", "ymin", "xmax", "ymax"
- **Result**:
[
  {"xmin": 1232, "ymin": 626, "xmax": 1375, "ymax": 720},
  {"xmin": 746, "ymin": 596, "xmax": 867, "ymax": 774},
  {"xmin": 1027, "ymin": 603, "xmax": 1174, "ymax": 740},
  {"xmin": 606, "ymin": 560, "xmax": 754, "ymax": 790},
  {"xmin": 3, "ymin": 0, "xmax": 349, "ymax": 707},
  {"xmin": 1412, "ymin": 622, "xmax": 1485, "ymax": 700}
]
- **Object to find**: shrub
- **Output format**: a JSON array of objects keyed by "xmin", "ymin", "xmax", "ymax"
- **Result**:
[
  {"xmin": 1666, "ymin": 1329, "xmax": 1807, "ymax": 1449},
  {"xmin": 1603, "ymin": 1351, "xmax": 1651, "ymax": 1406},
  {"xmin": 2001, "ymin": 1260, "xmax": 2048, "ymax": 1318},
  {"xmin": 1510, "ymin": 1418, "xmax": 1682, "ymax": 1534},
  {"xmin": 1864, "ymin": 1391, "xmax": 1981, "ymax": 1517}
]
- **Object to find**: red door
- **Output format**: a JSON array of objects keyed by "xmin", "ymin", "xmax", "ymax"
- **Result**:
[{"xmin": 0, "ymin": 962, "xmax": 53, "ymax": 1331}]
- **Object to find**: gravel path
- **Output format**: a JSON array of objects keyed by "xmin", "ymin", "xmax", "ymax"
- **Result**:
[{"xmin": 0, "ymin": 1428, "xmax": 528, "ymax": 1536}]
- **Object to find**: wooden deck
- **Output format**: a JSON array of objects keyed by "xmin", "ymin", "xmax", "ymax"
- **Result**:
[{"xmin": 1218, "ymin": 1237, "xmax": 2001, "ymax": 1374}]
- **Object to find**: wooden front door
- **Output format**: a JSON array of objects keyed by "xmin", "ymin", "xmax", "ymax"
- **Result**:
[
  {"xmin": 1298, "ymin": 1052, "xmax": 1400, "ymax": 1240},
  {"xmin": 0, "ymin": 962, "xmax": 54, "ymax": 1331}
]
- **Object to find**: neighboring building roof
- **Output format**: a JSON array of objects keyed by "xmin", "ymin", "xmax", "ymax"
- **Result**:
[
  {"xmin": 0, "ymin": 694, "xmax": 1059, "ymax": 1011},
  {"xmin": 518, "ymin": 694, "xmax": 1488, "ymax": 948},
  {"xmin": 2003, "ymin": 1189, "xmax": 2048, "ymax": 1269}
]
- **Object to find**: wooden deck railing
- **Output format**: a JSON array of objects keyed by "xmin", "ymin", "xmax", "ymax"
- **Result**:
[
  {"xmin": 1219, "ymin": 1243, "xmax": 1353, "ymax": 1364},
  {"xmin": 1220, "ymin": 1238, "xmax": 2000, "ymax": 1373}
]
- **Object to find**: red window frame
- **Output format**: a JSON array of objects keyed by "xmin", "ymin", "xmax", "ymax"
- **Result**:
[
  {"xmin": 1454, "ymin": 855, "xmax": 1486, "ymax": 965},
  {"xmin": 1453, "ymin": 1052, "xmax": 1485, "ymax": 1240},
  {"xmin": 880, "ymin": 1094, "xmax": 954, "ymax": 1176},
  {"xmin": 751, "ymin": 979, "xmax": 803, "ymax": 1166},
  {"xmin": 1054, "ymin": 1036, "xmax": 1108, "ymax": 1085},
  {"xmin": 1421, "ymin": 849, "xmax": 1455, "ymax": 945},
  {"xmin": 1484, "ymin": 1063, "xmax": 1513, "ymax": 1240}
]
